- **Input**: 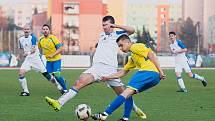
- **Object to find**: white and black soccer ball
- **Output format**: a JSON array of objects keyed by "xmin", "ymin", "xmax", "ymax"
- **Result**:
[{"xmin": 75, "ymin": 104, "xmax": 92, "ymax": 120}]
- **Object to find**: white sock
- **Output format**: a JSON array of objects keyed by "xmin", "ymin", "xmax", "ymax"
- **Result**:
[
  {"xmin": 19, "ymin": 77, "xmax": 29, "ymax": 93},
  {"xmin": 54, "ymin": 80, "xmax": 63, "ymax": 90},
  {"xmin": 177, "ymin": 77, "xmax": 186, "ymax": 89},
  {"xmin": 193, "ymin": 74, "xmax": 204, "ymax": 81},
  {"xmin": 58, "ymin": 88, "xmax": 78, "ymax": 106},
  {"xmin": 133, "ymin": 102, "xmax": 138, "ymax": 112}
]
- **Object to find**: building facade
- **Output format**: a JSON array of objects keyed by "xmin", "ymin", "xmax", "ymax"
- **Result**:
[{"xmin": 48, "ymin": 0, "xmax": 107, "ymax": 53}]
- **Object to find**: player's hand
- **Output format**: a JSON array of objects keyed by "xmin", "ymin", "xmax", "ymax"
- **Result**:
[
  {"xmin": 159, "ymin": 70, "xmax": 166, "ymax": 80},
  {"xmin": 101, "ymin": 76, "xmax": 110, "ymax": 81},
  {"xmin": 47, "ymin": 54, "xmax": 54, "ymax": 58},
  {"xmin": 109, "ymin": 23, "xmax": 117, "ymax": 28},
  {"xmin": 16, "ymin": 56, "xmax": 21, "ymax": 61}
]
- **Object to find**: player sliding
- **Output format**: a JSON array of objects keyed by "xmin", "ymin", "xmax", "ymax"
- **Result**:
[
  {"xmin": 92, "ymin": 34, "xmax": 166, "ymax": 121},
  {"xmin": 169, "ymin": 31, "xmax": 207, "ymax": 93},
  {"xmin": 17, "ymin": 24, "xmax": 62, "ymax": 96},
  {"xmin": 45, "ymin": 15, "xmax": 146, "ymax": 119}
]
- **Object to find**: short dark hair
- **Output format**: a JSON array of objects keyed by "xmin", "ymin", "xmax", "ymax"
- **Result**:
[
  {"xmin": 116, "ymin": 34, "xmax": 130, "ymax": 43},
  {"xmin": 169, "ymin": 31, "xmax": 176, "ymax": 36},
  {"xmin": 42, "ymin": 24, "xmax": 51, "ymax": 30},
  {"xmin": 102, "ymin": 15, "xmax": 115, "ymax": 24}
]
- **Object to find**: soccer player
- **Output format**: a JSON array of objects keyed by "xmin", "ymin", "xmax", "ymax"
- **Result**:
[
  {"xmin": 92, "ymin": 34, "xmax": 166, "ymax": 121},
  {"xmin": 17, "ymin": 24, "xmax": 62, "ymax": 96},
  {"xmin": 45, "ymin": 16, "xmax": 146, "ymax": 119},
  {"xmin": 38, "ymin": 24, "xmax": 67, "ymax": 94},
  {"xmin": 169, "ymin": 31, "xmax": 207, "ymax": 92}
]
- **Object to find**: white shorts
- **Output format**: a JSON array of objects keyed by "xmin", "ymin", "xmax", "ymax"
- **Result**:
[
  {"xmin": 83, "ymin": 63, "xmax": 124, "ymax": 87},
  {"xmin": 175, "ymin": 61, "xmax": 192, "ymax": 73},
  {"xmin": 20, "ymin": 57, "xmax": 47, "ymax": 73}
]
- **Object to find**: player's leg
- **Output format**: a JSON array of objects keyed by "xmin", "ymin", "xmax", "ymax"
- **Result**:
[
  {"xmin": 58, "ymin": 73, "xmax": 94, "ymax": 105},
  {"xmin": 110, "ymin": 81, "xmax": 146, "ymax": 119},
  {"xmin": 19, "ymin": 60, "xmax": 31, "ymax": 96},
  {"xmin": 93, "ymin": 71, "xmax": 160, "ymax": 120},
  {"xmin": 184, "ymin": 63, "xmax": 207, "ymax": 87},
  {"xmin": 175, "ymin": 64, "xmax": 187, "ymax": 92},
  {"xmin": 45, "ymin": 73, "xmax": 95, "ymax": 111},
  {"xmin": 30, "ymin": 58, "xmax": 62, "ymax": 90},
  {"xmin": 51, "ymin": 60, "xmax": 67, "ymax": 92},
  {"xmin": 92, "ymin": 88, "xmax": 135, "ymax": 121}
]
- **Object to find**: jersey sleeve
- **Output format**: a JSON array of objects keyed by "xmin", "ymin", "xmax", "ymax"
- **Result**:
[
  {"xmin": 52, "ymin": 36, "xmax": 63, "ymax": 49},
  {"xmin": 31, "ymin": 33, "xmax": 37, "ymax": 46},
  {"xmin": 116, "ymin": 31, "xmax": 127, "ymax": 38},
  {"xmin": 123, "ymin": 58, "xmax": 136, "ymax": 71},
  {"xmin": 177, "ymin": 40, "xmax": 186, "ymax": 49}
]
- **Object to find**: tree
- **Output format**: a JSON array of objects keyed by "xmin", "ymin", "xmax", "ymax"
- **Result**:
[
  {"xmin": 134, "ymin": 26, "xmax": 156, "ymax": 51},
  {"xmin": 178, "ymin": 17, "xmax": 197, "ymax": 52}
]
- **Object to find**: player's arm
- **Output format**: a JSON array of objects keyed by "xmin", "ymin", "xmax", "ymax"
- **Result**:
[
  {"xmin": 175, "ymin": 40, "xmax": 187, "ymax": 53},
  {"xmin": 29, "ymin": 33, "xmax": 37, "ymax": 54},
  {"xmin": 102, "ymin": 69, "xmax": 130, "ymax": 81},
  {"xmin": 175, "ymin": 48, "xmax": 187, "ymax": 53},
  {"xmin": 102, "ymin": 58, "xmax": 134, "ymax": 81},
  {"xmin": 48, "ymin": 45, "xmax": 63, "ymax": 58},
  {"xmin": 47, "ymin": 36, "xmax": 64, "ymax": 58},
  {"xmin": 148, "ymin": 51, "xmax": 166, "ymax": 79},
  {"xmin": 111, "ymin": 24, "xmax": 135, "ymax": 35}
]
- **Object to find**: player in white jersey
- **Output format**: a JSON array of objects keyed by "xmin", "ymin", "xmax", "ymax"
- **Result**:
[
  {"xmin": 45, "ymin": 16, "xmax": 146, "ymax": 119},
  {"xmin": 17, "ymin": 25, "xmax": 62, "ymax": 96},
  {"xmin": 169, "ymin": 31, "xmax": 207, "ymax": 93}
]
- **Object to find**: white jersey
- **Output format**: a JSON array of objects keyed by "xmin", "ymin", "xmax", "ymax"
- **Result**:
[
  {"xmin": 170, "ymin": 39, "xmax": 188, "ymax": 63},
  {"xmin": 19, "ymin": 34, "xmax": 46, "ymax": 72},
  {"xmin": 19, "ymin": 35, "xmax": 40, "ymax": 59},
  {"xmin": 93, "ymin": 31, "xmax": 127, "ymax": 68}
]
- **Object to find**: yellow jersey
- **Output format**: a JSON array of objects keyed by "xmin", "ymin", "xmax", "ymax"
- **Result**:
[
  {"xmin": 38, "ymin": 35, "xmax": 62, "ymax": 61},
  {"xmin": 123, "ymin": 43, "xmax": 158, "ymax": 73}
]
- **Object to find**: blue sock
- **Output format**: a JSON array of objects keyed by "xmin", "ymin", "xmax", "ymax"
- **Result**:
[
  {"xmin": 124, "ymin": 96, "xmax": 133, "ymax": 118},
  {"xmin": 105, "ymin": 95, "xmax": 126, "ymax": 115},
  {"xmin": 56, "ymin": 76, "xmax": 67, "ymax": 90}
]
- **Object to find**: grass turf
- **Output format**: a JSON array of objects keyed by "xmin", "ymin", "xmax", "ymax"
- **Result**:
[{"xmin": 0, "ymin": 69, "xmax": 214, "ymax": 121}]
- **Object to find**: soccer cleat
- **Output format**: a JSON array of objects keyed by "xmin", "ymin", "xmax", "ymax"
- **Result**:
[
  {"xmin": 177, "ymin": 88, "xmax": 188, "ymax": 93},
  {"xmin": 92, "ymin": 113, "xmax": 107, "ymax": 120},
  {"xmin": 135, "ymin": 108, "xmax": 147, "ymax": 119},
  {"xmin": 19, "ymin": 92, "xmax": 30, "ymax": 96},
  {"xmin": 118, "ymin": 117, "xmax": 129, "ymax": 121},
  {"xmin": 201, "ymin": 78, "xmax": 208, "ymax": 87},
  {"xmin": 45, "ymin": 96, "xmax": 61, "ymax": 112}
]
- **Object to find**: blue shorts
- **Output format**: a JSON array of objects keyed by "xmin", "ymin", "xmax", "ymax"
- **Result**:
[
  {"xmin": 127, "ymin": 71, "xmax": 160, "ymax": 92},
  {"xmin": 46, "ymin": 60, "xmax": 61, "ymax": 73}
]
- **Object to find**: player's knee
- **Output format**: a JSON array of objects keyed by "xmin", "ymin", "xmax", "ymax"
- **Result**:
[
  {"xmin": 188, "ymin": 73, "xmax": 194, "ymax": 78},
  {"xmin": 19, "ymin": 69, "xmax": 26, "ymax": 77}
]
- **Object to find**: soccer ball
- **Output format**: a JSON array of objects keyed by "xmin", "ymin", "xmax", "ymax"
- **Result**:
[{"xmin": 75, "ymin": 104, "xmax": 92, "ymax": 120}]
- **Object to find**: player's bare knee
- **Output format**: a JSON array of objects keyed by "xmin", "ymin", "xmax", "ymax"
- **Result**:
[
  {"xmin": 188, "ymin": 72, "xmax": 193, "ymax": 78},
  {"xmin": 121, "ymin": 88, "xmax": 135, "ymax": 99},
  {"xmin": 112, "ymin": 86, "xmax": 125, "ymax": 95},
  {"xmin": 19, "ymin": 69, "xmax": 26, "ymax": 77}
]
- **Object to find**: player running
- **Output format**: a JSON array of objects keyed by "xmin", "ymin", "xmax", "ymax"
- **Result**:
[
  {"xmin": 45, "ymin": 16, "xmax": 146, "ymax": 119},
  {"xmin": 17, "ymin": 24, "xmax": 62, "ymax": 96},
  {"xmin": 38, "ymin": 24, "xmax": 67, "ymax": 94},
  {"xmin": 92, "ymin": 34, "xmax": 166, "ymax": 121},
  {"xmin": 169, "ymin": 31, "xmax": 207, "ymax": 93}
]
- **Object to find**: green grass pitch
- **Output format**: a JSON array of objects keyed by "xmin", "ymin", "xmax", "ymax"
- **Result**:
[{"xmin": 0, "ymin": 69, "xmax": 214, "ymax": 121}]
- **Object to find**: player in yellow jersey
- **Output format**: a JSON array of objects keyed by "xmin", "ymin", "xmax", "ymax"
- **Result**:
[
  {"xmin": 38, "ymin": 24, "xmax": 67, "ymax": 94},
  {"xmin": 92, "ymin": 34, "xmax": 166, "ymax": 121}
]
